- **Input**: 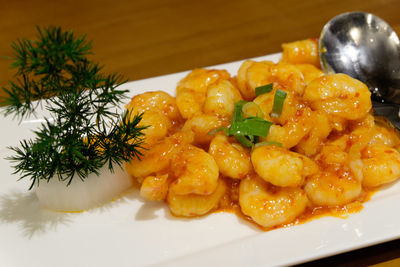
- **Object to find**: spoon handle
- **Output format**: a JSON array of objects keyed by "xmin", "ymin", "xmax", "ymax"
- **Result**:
[{"xmin": 372, "ymin": 101, "xmax": 400, "ymax": 129}]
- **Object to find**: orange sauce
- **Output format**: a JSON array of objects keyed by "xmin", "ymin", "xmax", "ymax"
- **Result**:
[
  {"xmin": 125, "ymin": 65, "xmax": 400, "ymax": 230},
  {"xmin": 212, "ymin": 177, "xmax": 378, "ymax": 232},
  {"xmin": 154, "ymin": 114, "xmax": 398, "ymax": 230}
]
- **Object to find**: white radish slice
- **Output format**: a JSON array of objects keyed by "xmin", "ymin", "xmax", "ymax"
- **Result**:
[{"xmin": 35, "ymin": 165, "xmax": 132, "ymax": 212}]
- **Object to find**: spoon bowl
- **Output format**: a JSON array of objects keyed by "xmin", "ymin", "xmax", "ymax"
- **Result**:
[{"xmin": 319, "ymin": 12, "xmax": 400, "ymax": 104}]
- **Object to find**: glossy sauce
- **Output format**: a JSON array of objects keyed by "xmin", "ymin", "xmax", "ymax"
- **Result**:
[
  {"xmin": 126, "ymin": 52, "xmax": 400, "ymax": 229},
  {"xmin": 214, "ymin": 176, "xmax": 375, "ymax": 231},
  {"xmin": 158, "ymin": 114, "xmax": 398, "ymax": 229}
]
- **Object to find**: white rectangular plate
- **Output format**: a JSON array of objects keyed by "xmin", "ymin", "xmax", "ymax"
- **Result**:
[{"xmin": 1, "ymin": 53, "xmax": 400, "ymax": 267}]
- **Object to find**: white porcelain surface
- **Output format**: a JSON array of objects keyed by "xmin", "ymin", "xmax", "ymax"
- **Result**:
[{"xmin": 1, "ymin": 53, "xmax": 399, "ymax": 267}]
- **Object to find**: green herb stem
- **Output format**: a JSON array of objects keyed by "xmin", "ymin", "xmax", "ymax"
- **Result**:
[
  {"xmin": 271, "ymin": 89, "xmax": 287, "ymax": 118},
  {"xmin": 209, "ymin": 100, "xmax": 273, "ymax": 148},
  {"xmin": 254, "ymin": 141, "xmax": 283, "ymax": 148},
  {"xmin": 242, "ymin": 102, "xmax": 263, "ymax": 118},
  {"xmin": 255, "ymin": 83, "xmax": 273, "ymax": 97},
  {"xmin": 3, "ymin": 26, "xmax": 147, "ymax": 189}
]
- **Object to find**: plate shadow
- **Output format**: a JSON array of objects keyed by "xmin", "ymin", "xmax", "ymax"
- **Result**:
[{"xmin": 0, "ymin": 190, "xmax": 72, "ymax": 238}]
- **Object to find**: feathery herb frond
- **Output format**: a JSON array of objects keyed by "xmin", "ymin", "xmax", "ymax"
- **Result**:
[{"xmin": 3, "ymin": 26, "xmax": 146, "ymax": 189}]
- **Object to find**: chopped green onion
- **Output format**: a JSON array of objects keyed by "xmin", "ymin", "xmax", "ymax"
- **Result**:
[
  {"xmin": 232, "ymin": 100, "xmax": 247, "ymax": 122},
  {"xmin": 235, "ymin": 135, "xmax": 254, "ymax": 148},
  {"xmin": 248, "ymin": 135, "xmax": 258, "ymax": 143},
  {"xmin": 242, "ymin": 102, "xmax": 263, "ymax": 118},
  {"xmin": 217, "ymin": 100, "xmax": 275, "ymax": 148},
  {"xmin": 208, "ymin": 126, "xmax": 229, "ymax": 136},
  {"xmin": 229, "ymin": 117, "xmax": 272, "ymax": 137},
  {"xmin": 270, "ymin": 89, "xmax": 287, "ymax": 118},
  {"xmin": 229, "ymin": 100, "xmax": 247, "ymax": 135},
  {"xmin": 254, "ymin": 141, "xmax": 283, "ymax": 148},
  {"xmin": 255, "ymin": 83, "xmax": 273, "ymax": 97}
]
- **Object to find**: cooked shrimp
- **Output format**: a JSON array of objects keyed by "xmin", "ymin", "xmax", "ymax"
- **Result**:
[
  {"xmin": 305, "ymin": 170, "xmax": 362, "ymax": 206},
  {"xmin": 177, "ymin": 68, "xmax": 231, "ymax": 94},
  {"xmin": 170, "ymin": 145, "xmax": 219, "ymax": 195},
  {"xmin": 253, "ymin": 88, "xmax": 298, "ymax": 124},
  {"xmin": 295, "ymin": 110, "xmax": 332, "ymax": 156},
  {"xmin": 239, "ymin": 175, "xmax": 309, "ymax": 228},
  {"xmin": 281, "ymin": 38, "xmax": 321, "ymax": 68},
  {"xmin": 254, "ymin": 89, "xmax": 313, "ymax": 134},
  {"xmin": 293, "ymin": 64, "xmax": 324, "ymax": 85},
  {"xmin": 323, "ymin": 133, "xmax": 367, "ymax": 183},
  {"xmin": 126, "ymin": 130, "xmax": 194, "ymax": 180},
  {"xmin": 140, "ymin": 174, "xmax": 169, "ymax": 201},
  {"xmin": 237, "ymin": 60, "xmax": 306, "ymax": 100},
  {"xmin": 369, "ymin": 118, "xmax": 400, "ymax": 147},
  {"xmin": 254, "ymin": 89, "xmax": 314, "ymax": 148},
  {"xmin": 251, "ymin": 145, "xmax": 318, "ymax": 187},
  {"xmin": 209, "ymin": 134, "xmax": 252, "ymax": 179},
  {"xmin": 134, "ymin": 111, "xmax": 172, "ymax": 147},
  {"xmin": 126, "ymin": 91, "xmax": 181, "ymax": 146},
  {"xmin": 237, "ymin": 60, "xmax": 271, "ymax": 100},
  {"xmin": 167, "ymin": 179, "xmax": 226, "ymax": 217},
  {"xmin": 126, "ymin": 137, "xmax": 174, "ymax": 180},
  {"xmin": 176, "ymin": 68, "xmax": 231, "ymax": 119},
  {"xmin": 346, "ymin": 114, "xmax": 376, "ymax": 160},
  {"xmin": 361, "ymin": 144, "xmax": 400, "ymax": 187},
  {"xmin": 305, "ymin": 145, "xmax": 362, "ymax": 206},
  {"xmin": 126, "ymin": 91, "xmax": 182, "ymax": 123},
  {"xmin": 176, "ymin": 89, "xmax": 206, "ymax": 119},
  {"xmin": 123, "ymin": 39, "xmax": 400, "ymax": 229},
  {"xmin": 204, "ymin": 80, "xmax": 242, "ymax": 118},
  {"xmin": 263, "ymin": 109, "xmax": 314, "ymax": 148},
  {"xmin": 303, "ymin": 74, "xmax": 372, "ymax": 121},
  {"xmin": 182, "ymin": 113, "xmax": 228, "ymax": 145}
]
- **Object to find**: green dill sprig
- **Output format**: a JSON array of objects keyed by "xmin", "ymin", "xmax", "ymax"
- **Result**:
[
  {"xmin": 2, "ymin": 26, "xmax": 147, "ymax": 189},
  {"xmin": 3, "ymin": 26, "xmax": 94, "ymax": 118}
]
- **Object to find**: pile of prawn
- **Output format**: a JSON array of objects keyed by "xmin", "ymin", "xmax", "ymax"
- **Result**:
[{"xmin": 125, "ymin": 39, "xmax": 400, "ymax": 229}]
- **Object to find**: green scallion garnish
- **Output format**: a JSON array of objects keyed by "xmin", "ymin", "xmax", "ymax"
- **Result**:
[
  {"xmin": 209, "ymin": 100, "xmax": 273, "ymax": 148},
  {"xmin": 242, "ymin": 102, "xmax": 263, "ymax": 118},
  {"xmin": 235, "ymin": 135, "xmax": 254, "ymax": 148},
  {"xmin": 255, "ymin": 83, "xmax": 273, "ymax": 97},
  {"xmin": 271, "ymin": 89, "xmax": 287, "ymax": 118},
  {"xmin": 208, "ymin": 126, "xmax": 229, "ymax": 136},
  {"xmin": 254, "ymin": 141, "xmax": 283, "ymax": 148},
  {"xmin": 230, "ymin": 117, "xmax": 272, "ymax": 137}
]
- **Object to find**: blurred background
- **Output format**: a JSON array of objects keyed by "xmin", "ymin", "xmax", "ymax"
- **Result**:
[
  {"xmin": 1, "ymin": 0, "xmax": 400, "ymax": 265},
  {"xmin": 1, "ymin": 0, "xmax": 399, "ymax": 88}
]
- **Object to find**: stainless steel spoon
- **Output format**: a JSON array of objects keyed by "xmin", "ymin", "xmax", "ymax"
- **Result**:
[{"xmin": 319, "ymin": 12, "xmax": 400, "ymax": 128}]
